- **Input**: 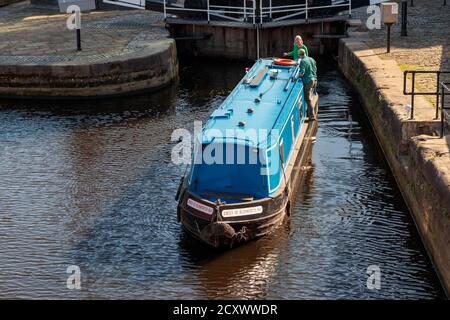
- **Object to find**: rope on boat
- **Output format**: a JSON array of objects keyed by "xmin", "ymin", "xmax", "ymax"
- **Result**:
[{"xmin": 233, "ymin": 226, "xmax": 248, "ymax": 242}]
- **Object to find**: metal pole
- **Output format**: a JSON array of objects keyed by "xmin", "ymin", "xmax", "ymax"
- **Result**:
[
  {"xmin": 270, "ymin": 0, "xmax": 272, "ymax": 20},
  {"xmin": 75, "ymin": 10, "xmax": 81, "ymax": 51},
  {"xmin": 440, "ymin": 85, "xmax": 445, "ymax": 138},
  {"xmin": 444, "ymin": 0, "xmax": 447, "ymax": 6},
  {"xmin": 76, "ymin": 28, "xmax": 81, "ymax": 51},
  {"xmin": 411, "ymin": 72, "xmax": 415, "ymax": 119},
  {"xmin": 207, "ymin": 0, "xmax": 210, "ymax": 23},
  {"xmin": 410, "ymin": 0, "xmax": 414, "ymax": 7},
  {"xmin": 253, "ymin": 0, "xmax": 255, "ymax": 25},
  {"xmin": 436, "ymin": 72, "xmax": 441, "ymax": 119},
  {"xmin": 306, "ymin": 0, "xmax": 308, "ymax": 21},
  {"xmin": 256, "ymin": 26, "xmax": 260, "ymax": 60},
  {"xmin": 386, "ymin": 23, "xmax": 392, "ymax": 53},
  {"xmin": 260, "ymin": 0, "xmax": 262, "ymax": 25},
  {"xmin": 163, "ymin": 0, "xmax": 166, "ymax": 19},
  {"xmin": 349, "ymin": 0, "xmax": 352, "ymax": 18},
  {"xmin": 244, "ymin": 0, "xmax": 247, "ymax": 20},
  {"xmin": 401, "ymin": 1, "xmax": 407, "ymax": 36}
]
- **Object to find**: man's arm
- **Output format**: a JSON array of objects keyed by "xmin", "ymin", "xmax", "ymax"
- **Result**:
[
  {"xmin": 298, "ymin": 60, "xmax": 306, "ymax": 77},
  {"xmin": 285, "ymin": 50, "xmax": 294, "ymax": 57}
]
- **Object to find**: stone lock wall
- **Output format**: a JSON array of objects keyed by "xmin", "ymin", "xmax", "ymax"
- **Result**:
[{"xmin": 338, "ymin": 31, "xmax": 450, "ymax": 296}]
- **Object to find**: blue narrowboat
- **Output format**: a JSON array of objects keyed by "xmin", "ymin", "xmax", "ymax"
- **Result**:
[{"xmin": 175, "ymin": 57, "xmax": 318, "ymax": 248}]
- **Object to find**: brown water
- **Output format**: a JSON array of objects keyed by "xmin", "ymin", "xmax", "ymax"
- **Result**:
[{"xmin": 0, "ymin": 58, "xmax": 445, "ymax": 299}]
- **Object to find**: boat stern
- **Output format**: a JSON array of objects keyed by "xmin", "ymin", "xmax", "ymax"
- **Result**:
[{"xmin": 177, "ymin": 190, "xmax": 287, "ymax": 248}]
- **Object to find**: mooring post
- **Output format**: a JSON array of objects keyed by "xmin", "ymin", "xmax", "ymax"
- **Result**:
[{"xmin": 401, "ymin": 1, "xmax": 407, "ymax": 36}]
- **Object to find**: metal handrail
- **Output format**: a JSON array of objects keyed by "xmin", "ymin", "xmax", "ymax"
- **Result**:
[
  {"xmin": 440, "ymin": 82, "xmax": 450, "ymax": 138},
  {"xmin": 403, "ymin": 70, "xmax": 450, "ymax": 120},
  {"xmin": 163, "ymin": 0, "xmax": 255, "ymax": 23},
  {"xmin": 260, "ymin": 2, "xmax": 351, "ymax": 22},
  {"xmin": 163, "ymin": 0, "xmax": 352, "ymax": 25}
]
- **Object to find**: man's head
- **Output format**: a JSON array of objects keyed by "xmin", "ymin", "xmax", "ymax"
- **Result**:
[
  {"xmin": 295, "ymin": 35, "xmax": 303, "ymax": 46},
  {"xmin": 298, "ymin": 48, "xmax": 306, "ymax": 58}
]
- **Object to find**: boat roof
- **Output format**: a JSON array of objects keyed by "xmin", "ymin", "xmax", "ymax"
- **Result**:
[{"xmin": 201, "ymin": 58, "xmax": 303, "ymax": 149}]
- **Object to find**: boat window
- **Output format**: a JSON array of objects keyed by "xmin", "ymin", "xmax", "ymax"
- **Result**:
[{"xmin": 189, "ymin": 143, "xmax": 268, "ymax": 200}]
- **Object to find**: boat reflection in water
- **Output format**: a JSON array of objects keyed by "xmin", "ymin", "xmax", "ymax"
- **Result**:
[{"xmin": 179, "ymin": 220, "xmax": 293, "ymax": 299}]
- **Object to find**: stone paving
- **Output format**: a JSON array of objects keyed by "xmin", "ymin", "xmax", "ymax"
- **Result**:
[
  {"xmin": 0, "ymin": 1, "xmax": 169, "ymax": 65},
  {"xmin": 340, "ymin": 3, "xmax": 450, "ymax": 292},
  {"xmin": 351, "ymin": 0, "xmax": 450, "ymax": 108}
]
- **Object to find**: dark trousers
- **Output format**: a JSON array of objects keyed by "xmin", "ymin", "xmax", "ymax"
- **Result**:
[{"xmin": 304, "ymin": 80, "xmax": 317, "ymax": 118}]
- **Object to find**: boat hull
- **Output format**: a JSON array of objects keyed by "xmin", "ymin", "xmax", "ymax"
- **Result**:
[
  {"xmin": 177, "ymin": 97, "xmax": 318, "ymax": 248},
  {"xmin": 178, "ymin": 193, "xmax": 288, "ymax": 248}
]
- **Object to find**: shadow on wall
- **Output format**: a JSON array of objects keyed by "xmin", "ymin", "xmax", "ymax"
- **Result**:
[{"xmin": 0, "ymin": 0, "xmax": 22, "ymax": 7}]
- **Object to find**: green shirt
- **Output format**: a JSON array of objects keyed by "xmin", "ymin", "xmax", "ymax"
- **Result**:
[
  {"xmin": 299, "ymin": 56, "xmax": 317, "ymax": 85},
  {"xmin": 287, "ymin": 43, "xmax": 309, "ymax": 60}
]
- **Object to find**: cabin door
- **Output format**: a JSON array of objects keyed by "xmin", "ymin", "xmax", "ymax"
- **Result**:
[{"xmin": 103, "ymin": 0, "xmax": 145, "ymax": 9}]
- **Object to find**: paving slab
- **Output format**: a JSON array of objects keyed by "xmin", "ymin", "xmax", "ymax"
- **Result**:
[{"xmin": 0, "ymin": 1, "xmax": 179, "ymax": 98}]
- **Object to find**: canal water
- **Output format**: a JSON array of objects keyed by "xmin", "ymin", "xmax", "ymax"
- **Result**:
[{"xmin": 0, "ymin": 58, "xmax": 445, "ymax": 299}]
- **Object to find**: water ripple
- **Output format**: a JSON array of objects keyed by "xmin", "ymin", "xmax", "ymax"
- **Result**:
[{"xmin": 0, "ymin": 59, "xmax": 445, "ymax": 299}]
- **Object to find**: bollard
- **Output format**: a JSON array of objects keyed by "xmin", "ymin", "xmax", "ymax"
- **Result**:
[{"xmin": 401, "ymin": 1, "xmax": 407, "ymax": 36}]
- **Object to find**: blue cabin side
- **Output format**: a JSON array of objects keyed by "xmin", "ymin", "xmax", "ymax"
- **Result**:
[{"xmin": 188, "ymin": 58, "xmax": 308, "ymax": 202}]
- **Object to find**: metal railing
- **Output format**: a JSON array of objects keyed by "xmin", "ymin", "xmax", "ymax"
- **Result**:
[
  {"xmin": 260, "ymin": 0, "xmax": 352, "ymax": 23},
  {"xmin": 439, "ymin": 82, "xmax": 450, "ymax": 138},
  {"xmin": 163, "ymin": 0, "xmax": 256, "ymax": 24},
  {"xmin": 163, "ymin": 0, "xmax": 352, "ymax": 25},
  {"xmin": 403, "ymin": 70, "xmax": 450, "ymax": 121}
]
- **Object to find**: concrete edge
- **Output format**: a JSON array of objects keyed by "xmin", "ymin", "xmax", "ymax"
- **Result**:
[
  {"xmin": 338, "ymin": 33, "xmax": 450, "ymax": 296},
  {"xmin": 0, "ymin": 39, "xmax": 179, "ymax": 98}
]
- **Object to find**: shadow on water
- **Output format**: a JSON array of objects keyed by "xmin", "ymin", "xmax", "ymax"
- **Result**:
[
  {"xmin": 0, "ymin": 84, "xmax": 178, "ymax": 117},
  {"xmin": 0, "ymin": 57, "xmax": 445, "ymax": 299}
]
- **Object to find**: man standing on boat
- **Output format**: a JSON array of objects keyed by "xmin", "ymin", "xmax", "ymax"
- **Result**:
[
  {"xmin": 298, "ymin": 49, "xmax": 317, "ymax": 120},
  {"xmin": 283, "ymin": 35, "xmax": 309, "ymax": 60}
]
